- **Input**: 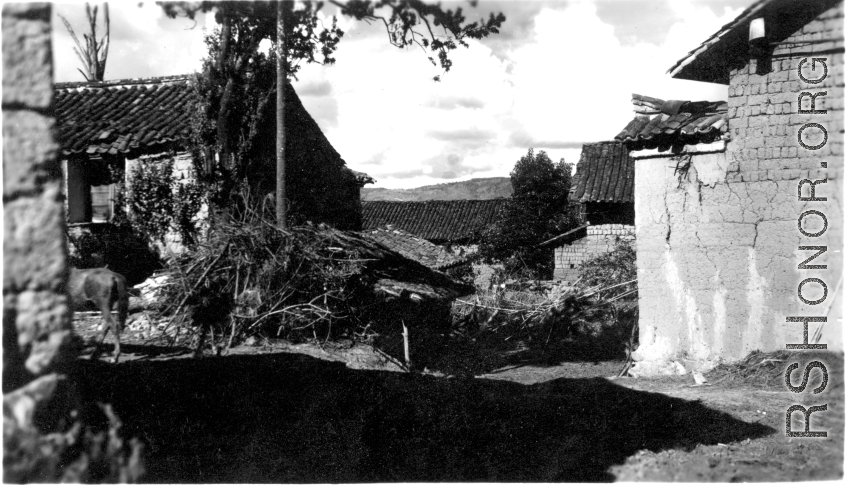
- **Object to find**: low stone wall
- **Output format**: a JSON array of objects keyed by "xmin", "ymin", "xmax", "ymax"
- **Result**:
[
  {"xmin": 554, "ymin": 224, "xmax": 635, "ymax": 283},
  {"xmin": 3, "ymin": 3, "xmax": 73, "ymax": 390}
]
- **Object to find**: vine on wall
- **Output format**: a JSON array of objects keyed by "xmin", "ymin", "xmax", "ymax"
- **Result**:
[{"xmin": 126, "ymin": 153, "xmax": 206, "ymax": 247}]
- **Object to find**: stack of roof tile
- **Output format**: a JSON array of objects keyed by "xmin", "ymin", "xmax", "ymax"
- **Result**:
[
  {"xmin": 570, "ymin": 142, "xmax": 634, "ymax": 204},
  {"xmin": 362, "ymin": 199, "xmax": 507, "ymax": 244},
  {"xmin": 614, "ymin": 94, "xmax": 728, "ymax": 152}
]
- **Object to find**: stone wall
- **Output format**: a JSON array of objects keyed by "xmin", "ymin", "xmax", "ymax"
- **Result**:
[
  {"xmin": 631, "ymin": 3, "xmax": 844, "ymax": 375},
  {"xmin": 3, "ymin": 3, "xmax": 74, "ymax": 390},
  {"xmin": 554, "ymin": 224, "xmax": 635, "ymax": 283}
]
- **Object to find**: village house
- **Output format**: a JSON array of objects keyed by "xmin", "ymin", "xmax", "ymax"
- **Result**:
[
  {"xmin": 550, "ymin": 141, "xmax": 635, "ymax": 283},
  {"xmin": 362, "ymin": 199, "xmax": 508, "ymax": 284},
  {"xmin": 615, "ymin": 0, "xmax": 843, "ymax": 375},
  {"xmin": 56, "ymin": 75, "xmax": 372, "ymax": 251}
]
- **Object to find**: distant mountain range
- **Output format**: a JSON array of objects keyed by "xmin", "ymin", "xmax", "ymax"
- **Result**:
[{"xmin": 362, "ymin": 177, "xmax": 512, "ymax": 201}]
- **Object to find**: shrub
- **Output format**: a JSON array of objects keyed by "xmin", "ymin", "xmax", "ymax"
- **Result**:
[
  {"xmin": 479, "ymin": 149, "xmax": 577, "ymax": 279},
  {"xmin": 127, "ymin": 154, "xmax": 206, "ymax": 248},
  {"xmin": 573, "ymin": 239, "xmax": 638, "ymax": 353},
  {"xmin": 67, "ymin": 223, "xmax": 162, "ymax": 287}
]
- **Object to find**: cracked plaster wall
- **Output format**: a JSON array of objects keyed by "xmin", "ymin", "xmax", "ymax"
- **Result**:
[{"xmin": 632, "ymin": 3, "xmax": 844, "ymax": 375}]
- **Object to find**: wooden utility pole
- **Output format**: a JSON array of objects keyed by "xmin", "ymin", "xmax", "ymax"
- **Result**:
[
  {"xmin": 276, "ymin": 0, "xmax": 287, "ymax": 228},
  {"xmin": 402, "ymin": 320, "xmax": 411, "ymax": 371}
]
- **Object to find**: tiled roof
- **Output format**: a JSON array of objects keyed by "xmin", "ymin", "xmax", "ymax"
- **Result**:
[
  {"xmin": 614, "ymin": 94, "xmax": 728, "ymax": 152},
  {"xmin": 361, "ymin": 226, "xmax": 474, "ymax": 270},
  {"xmin": 362, "ymin": 199, "xmax": 508, "ymax": 243},
  {"xmin": 53, "ymin": 74, "xmax": 374, "ymax": 193},
  {"xmin": 667, "ymin": 0, "xmax": 843, "ymax": 84},
  {"xmin": 350, "ymin": 170, "xmax": 376, "ymax": 186},
  {"xmin": 55, "ymin": 75, "xmax": 194, "ymax": 156},
  {"xmin": 570, "ymin": 142, "xmax": 634, "ymax": 204},
  {"xmin": 302, "ymin": 224, "xmax": 474, "ymax": 303}
]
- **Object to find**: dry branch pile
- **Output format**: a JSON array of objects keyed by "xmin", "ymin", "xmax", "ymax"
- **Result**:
[
  {"xmin": 704, "ymin": 350, "xmax": 839, "ymax": 389},
  {"xmin": 156, "ymin": 202, "xmax": 472, "ymax": 352},
  {"xmin": 453, "ymin": 278, "xmax": 637, "ymax": 343}
]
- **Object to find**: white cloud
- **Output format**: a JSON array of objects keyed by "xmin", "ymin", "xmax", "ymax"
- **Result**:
[
  {"xmin": 53, "ymin": 1, "xmax": 208, "ymax": 82},
  {"xmin": 296, "ymin": 0, "xmax": 743, "ymax": 188},
  {"xmin": 50, "ymin": 0, "xmax": 746, "ymax": 189}
]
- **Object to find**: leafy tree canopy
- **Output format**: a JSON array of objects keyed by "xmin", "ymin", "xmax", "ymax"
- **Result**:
[
  {"xmin": 480, "ymin": 149, "xmax": 575, "ymax": 279},
  {"xmin": 158, "ymin": 0, "xmax": 506, "ymax": 212},
  {"xmin": 160, "ymin": 1, "xmax": 506, "ymax": 81}
]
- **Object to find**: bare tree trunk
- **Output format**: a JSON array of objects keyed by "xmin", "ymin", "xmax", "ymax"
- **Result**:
[{"xmin": 276, "ymin": 0, "xmax": 287, "ymax": 228}]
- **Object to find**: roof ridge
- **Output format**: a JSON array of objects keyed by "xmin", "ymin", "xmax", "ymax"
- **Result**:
[{"xmin": 55, "ymin": 74, "xmax": 192, "ymax": 90}]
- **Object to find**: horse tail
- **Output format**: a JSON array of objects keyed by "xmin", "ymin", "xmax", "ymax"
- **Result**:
[{"xmin": 113, "ymin": 274, "xmax": 129, "ymax": 333}]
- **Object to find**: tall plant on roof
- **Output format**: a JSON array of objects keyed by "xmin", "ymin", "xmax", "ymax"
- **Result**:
[
  {"xmin": 59, "ymin": 3, "xmax": 110, "ymax": 82},
  {"xmin": 160, "ymin": 0, "xmax": 506, "ymax": 226},
  {"xmin": 479, "ymin": 149, "xmax": 576, "ymax": 279}
]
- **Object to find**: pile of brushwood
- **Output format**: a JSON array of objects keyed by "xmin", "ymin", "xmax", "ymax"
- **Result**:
[
  {"xmin": 156, "ymin": 204, "xmax": 379, "ymax": 352},
  {"xmin": 573, "ymin": 239, "xmax": 638, "ymax": 337},
  {"xmin": 705, "ymin": 349, "xmax": 839, "ymax": 389},
  {"xmin": 155, "ymin": 199, "xmax": 470, "ymax": 354},
  {"xmin": 452, "ymin": 240, "xmax": 638, "ymax": 366}
]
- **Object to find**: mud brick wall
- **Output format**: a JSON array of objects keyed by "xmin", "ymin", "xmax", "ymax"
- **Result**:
[
  {"xmin": 3, "ymin": 3, "xmax": 74, "ymax": 390},
  {"xmin": 554, "ymin": 224, "xmax": 635, "ymax": 283},
  {"xmin": 632, "ymin": 3, "xmax": 844, "ymax": 375}
]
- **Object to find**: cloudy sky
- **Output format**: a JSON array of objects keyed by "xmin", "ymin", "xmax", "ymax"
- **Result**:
[{"xmin": 53, "ymin": 0, "xmax": 750, "ymax": 188}]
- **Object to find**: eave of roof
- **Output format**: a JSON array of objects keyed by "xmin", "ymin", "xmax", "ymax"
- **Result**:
[
  {"xmin": 668, "ymin": 0, "xmax": 843, "ymax": 84},
  {"xmin": 614, "ymin": 94, "xmax": 728, "ymax": 152}
]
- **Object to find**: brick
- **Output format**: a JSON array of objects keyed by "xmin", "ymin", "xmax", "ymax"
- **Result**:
[
  {"xmin": 747, "ymin": 137, "xmax": 764, "ymax": 148},
  {"xmin": 748, "ymin": 94, "xmax": 768, "ymax": 106},
  {"xmin": 740, "ymin": 160, "xmax": 759, "ymax": 172},
  {"xmin": 728, "ymin": 95, "xmax": 748, "ymax": 108},
  {"xmin": 770, "ymin": 68, "xmax": 789, "ymax": 82}
]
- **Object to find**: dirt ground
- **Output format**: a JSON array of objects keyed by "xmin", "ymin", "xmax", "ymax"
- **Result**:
[{"xmin": 72, "ymin": 315, "xmax": 843, "ymax": 483}]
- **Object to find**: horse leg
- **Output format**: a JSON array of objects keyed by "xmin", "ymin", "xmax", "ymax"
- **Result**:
[
  {"xmin": 98, "ymin": 299, "xmax": 121, "ymax": 364},
  {"xmin": 92, "ymin": 313, "xmax": 110, "ymax": 361}
]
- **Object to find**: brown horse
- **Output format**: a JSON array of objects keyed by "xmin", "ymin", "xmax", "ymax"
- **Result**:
[{"xmin": 68, "ymin": 268, "xmax": 129, "ymax": 363}]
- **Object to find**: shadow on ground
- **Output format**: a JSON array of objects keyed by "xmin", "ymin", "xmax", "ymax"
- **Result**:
[
  {"xmin": 73, "ymin": 352, "xmax": 774, "ymax": 483},
  {"xmin": 80, "ymin": 340, "xmax": 194, "ymax": 361},
  {"xmin": 390, "ymin": 326, "xmax": 629, "ymax": 378}
]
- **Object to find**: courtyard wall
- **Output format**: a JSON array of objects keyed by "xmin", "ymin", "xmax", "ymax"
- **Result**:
[
  {"xmin": 3, "ymin": 2, "xmax": 74, "ymax": 390},
  {"xmin": 631, "ymin": 3, "xmax": 844, "ymax": 374},
  {"xmin": 554, "ymin": 224, "xmax": 635, "ymax": 283}
]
